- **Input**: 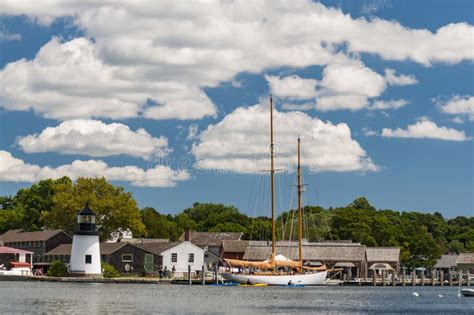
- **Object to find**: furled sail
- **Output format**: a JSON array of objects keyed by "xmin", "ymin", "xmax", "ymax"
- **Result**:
[{"xmin": 224, "ymin": 254, "xmax": 304, "ymax": 270}]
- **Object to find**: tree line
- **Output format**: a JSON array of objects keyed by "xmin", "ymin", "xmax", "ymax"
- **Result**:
[{"xmin": 0, "ymin": 177, "xmax": 472, "ymax": 268}]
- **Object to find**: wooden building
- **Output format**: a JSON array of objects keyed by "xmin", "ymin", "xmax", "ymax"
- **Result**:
[
  {"xmin": 365, "ymin": 247, "xmax": 400, "ymax": 277},
  {"xmin": 0, "ymin": 245, "xmax": 33, "ymax": 266},
  {"xmin": 43, "ymin": 242, "xmax": 161, "ymax": 274},
  {"xmin": 220, "ymin": 240, "xmax": 250, "ymax": 260},
  {"xmin": 0, "ymin": 229, "xmax": 72, "ymax": 264},
  {"xmin": 457, "ymin": 252, "xmax": 474, "ymax": 273},
  {"xmin": 178, "ymin": 230, "xmax": 243, "ymax": 257},
  {"xmin": 434, "ymin": 254, "xmax": 458, "ymax": 273}
]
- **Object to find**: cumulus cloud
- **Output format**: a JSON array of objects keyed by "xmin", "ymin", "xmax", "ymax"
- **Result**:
[
  {"xmin": 192, "ymin": 102, "xmax": 378, "ymax": 173},
  {"xmin": 0, "ymin": 1, "xmax": 472, "ymax": 120},
  {"xmin": 315, "ymin": 61, "xmax": 386, "ymax": 111},
  {"xmin": 384, "ymin": 68, "xmax": 418, "ymax": 86},
  {"xmin": 16, "ymin": 119, "xmax": 170, "ymax": 159},
  {"xmin": 369, "ymin": 99, "xmax": 409, "ymax": 110},
  {"xmin": 0, "ymin": 37, "xmax": 216, "ymax": 120},
  {"xmin": 265, "ymin": 75, "xmax": 318, "ymax": 100},
  {"xmin": 438, "ymin": 95, "xmax": 474, "ymax": 121},
  {"xmin": 0, "ymin": 151, "xmax": 190, "ymax": 187},
  {"xmin": 381, "ymin": 118, "xmax": 469, "ymax": 141}
]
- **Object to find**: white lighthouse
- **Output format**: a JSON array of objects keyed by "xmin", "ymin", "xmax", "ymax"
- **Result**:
[{"xmin": 69, "ymin": 204, "xmax": 102, "ymax": 276}]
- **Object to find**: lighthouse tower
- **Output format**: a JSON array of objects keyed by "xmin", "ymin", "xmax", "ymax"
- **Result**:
[{"xmin": 70, "ymin": 204, "xmax": 102, "ymax": 276}]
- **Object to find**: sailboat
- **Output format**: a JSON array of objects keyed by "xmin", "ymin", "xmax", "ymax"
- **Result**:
[{"xmin": 221, "ymin": 96, "xmax": 328, "ymax": 286}]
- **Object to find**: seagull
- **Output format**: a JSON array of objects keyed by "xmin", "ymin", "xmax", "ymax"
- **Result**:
[
  {"xmin": 412, "ymin": 292, "xmax": 419, "ymax": 297},
  {"xmin": 438, "ymin": 294, "xmax": 443, "ymax": 298}
]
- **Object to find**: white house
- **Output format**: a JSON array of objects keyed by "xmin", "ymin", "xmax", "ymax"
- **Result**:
[{"xmin": 161, "ymin": 241, "xmax": 205, "ymax": 274}]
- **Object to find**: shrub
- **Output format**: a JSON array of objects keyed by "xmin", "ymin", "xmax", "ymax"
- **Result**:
[
  {"xmin": 102, "ymin": 262, "xmax": 119, "ymax": 278},
  {"xmin": 47, "ymin": 260, "xmax": 68, "ymax": 277}
]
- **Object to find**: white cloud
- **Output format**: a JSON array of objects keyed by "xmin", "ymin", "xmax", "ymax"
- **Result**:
[
  {"xmin": 381, "ymin": 118, "xmax": 469, "ymax": 141},
  {"xmin": 369, "ymin": 99, "xmax": 409, "ymax": 110},
  {"xmin": 384, "ymin": 68, "xmax": 418, "ymax": 86},
  {"xmin": 438, "ymin": 95, "xmax": 474, "ymax": 121},
  {"xmin": 192, "ymin": 102, "xmax": 378, "ymax": 173},
  {"xmin": 0, "ymin": 31, "xmax": 21, "ymax": 41},
  {"xmin": 315, "ymin": 61, "xmax": 386, "ymax": 111},
  {"xmin": 186, "ymin": 124, "xmax": 199, "ymax": 140},
  {"xmin": 281, "ymin": 102, "xmax": 314, "ymax": 111},
  {"xmin": 0, "ymin": 37, "xmax": 216, "ymax": 120},
  {"xmin": 16, "ymin": 119, "xmax": 170, "ymax": 159},
  {"xmin": 452, "ymin": 117, "xmax": 464, "ymax": 124},
  {"xmin": 362, "ymin": 128, "xmax": 377, "ymax": 136},
  {"xmin": 265, "ymin": 75, "xmax": 318, "ymax": 100},
  {"xmin": 0, "ymin": 150, "xmax": 190, "ymax": 187},
  {"xmin": 0, "ymin": 1, "xmax": 472, "ymax": 120}
]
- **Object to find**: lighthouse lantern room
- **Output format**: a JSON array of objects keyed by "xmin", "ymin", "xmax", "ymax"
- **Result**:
[{"xmin": 69, "ymin": 204, "xmax": 102, "ymax": 276}]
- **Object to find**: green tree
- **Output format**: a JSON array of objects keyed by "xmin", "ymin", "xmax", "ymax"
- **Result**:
[
  {"xmin": 47, "ymin": 260, "xmax": 68, "ymax": 277},
  {"xmin": 43, "ymin": 177, "xmax": 146, "ymax": 241},
  {"xmin": 102, "ymin": 262, "xmax": 119, "ymax": 278},
  {"xmin": 141, "ymin": 207, "xmax": 180, "ymax": 240}
]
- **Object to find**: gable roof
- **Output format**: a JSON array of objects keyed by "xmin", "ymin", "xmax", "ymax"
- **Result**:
[
  {"xmin": 161, "ymin": 241, "xmax": 205, "ymax": 255},
  {"xmin": 434, "ymin": 254, "xmax": 458, "ymax": 268},
  {"xmin": 139, "ymin": 242, "xmax": 181, "ymax": 255},
  {"xmin": 221, "ymin": 240, "xmax": 249, "ymax": 253},
  {"xmin": 243, "ymin": 244, "xmax": 366, "ymax": 262},
  {"xmin": 0, "ymin": 229, "xmax": 70, "ymax": 243},
  {"xmin": 178, "ymin": 231, "xmax": 243, "ymax": 246},
  {"xmin": 366, "ymin": 247, "xmax": 400, "ymax": 262},
  {"xmin": 0, "ymin": 245, "xmax": 33, "ymax": 254},
  {"xmin": 457, "ymin": 252, "xmax": 474, "ymax": 264},
  {"xmin": 44, "ymin": 242, "xmax": 157, "ymax": 256}
]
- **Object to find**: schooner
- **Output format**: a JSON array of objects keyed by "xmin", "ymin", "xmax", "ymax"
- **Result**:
[{"xmin": 221, "ymin": 96, "xmax": 327, "ymax": 285}]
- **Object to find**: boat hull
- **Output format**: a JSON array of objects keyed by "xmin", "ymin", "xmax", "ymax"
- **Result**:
[
  {"xmin": 461, "ymin": 288, "xmax": 474, "ymax": 297},
  {"xmin": 221, "ymin": 271, "xmax": 327, "ymax": 286}
]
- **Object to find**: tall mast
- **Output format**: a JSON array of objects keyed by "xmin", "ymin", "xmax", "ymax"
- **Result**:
[
  {"xmin": 270, "ymin": 95, "xmax": 276, "ymax": 257},
  {"xmin": 297, "ymin": 137, "xmax": 303, "ymax": 271}
]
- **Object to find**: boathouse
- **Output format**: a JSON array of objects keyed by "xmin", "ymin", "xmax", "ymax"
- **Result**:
[
  {"xmin": 220, "ymin": 240, "xmax": 250, "ymax": 260},
  {"xmin": 0, "ymin": 244, "xmax": 33, "ymax": 266},
  {"xmin": 457, "ymin": 252, "xmax": 474, "ymax": 273},
  {"xmin": 159, "ymin": 241, "xmax": 205, "ymax": 275},
  {"xmin": 365, "ymin": 247, "xmax": 400, "ymax": 277},
  {"xmin": 178, "ymin": 230, "xmax": 243, "ymax": 258},
  {"xmin": 43, "ymin": 242, "xmax": 161, "ymax": 274},
  {"xmin": 434, "ymin": 254, "xmax": 458, "ymax": 273},
  {"xmin": 0, "ymin": 229, "xmax": 72, "ymax": 264}
]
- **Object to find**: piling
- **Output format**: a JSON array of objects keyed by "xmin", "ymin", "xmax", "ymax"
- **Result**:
[
  {"xmin": 468, "ymin": 272, "xmax": 471, "ymax": 286},
  {"xmin": 421, "ymin": 271, "xmax": 425, "ymax": 286},
  {"xmin": 382, "ymin": 270, "xmax": 386, "ymax": 286},
  {"xmin": 402, "ymin": 271, "xmax": 406, "ymax": 286},
  {"xmin": 201, "ymin": 265, "xmax": 205, "ymax": 285},
  {"xmin": 392, "ymin": 272, "xmax": 396, "ymax": 286},
  {"xmin": 431, "ymin": 270, "xmax": 435, "ymax": 286},
  {"xmin": 188, "ymin": 265, "xmax": 192, "ymax": 285},
  {"xmin": 458, "ymin": 270, "xmax": 462, "ymax": 286},
  {"xmin": 214, "ymin": 267, "xmax": 218, "ymax": 284},
  {"xmin": 411, "ymin": 271, "xmax": 416, "ymax": 286},
  {"xmin": 440, "ymin": 270, "xmax": 444, "ymax": 287},
  {"xmin": 372, "ymin": 272, "xmax": 377, "ymax": 286},
  {"xmin": 449, "ymin": 272, "xmax": 453, "ymax": 286}
]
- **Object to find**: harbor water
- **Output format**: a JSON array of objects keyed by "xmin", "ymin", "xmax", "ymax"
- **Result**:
[{"xmin": 0, "ymin": 281, "xmax": 472, "ymax": 314}]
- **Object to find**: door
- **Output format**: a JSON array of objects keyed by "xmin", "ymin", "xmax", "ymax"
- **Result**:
[{"xmin": 144, "ymin": 254, "xmax": 154, "ymax": 272}]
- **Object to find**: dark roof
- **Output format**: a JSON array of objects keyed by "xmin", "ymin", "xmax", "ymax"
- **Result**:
[
  {"xmin": 79, "ymin": 204, "xmax": 96, "ymax": 216},
  {"xmin": 457, "ymin": 253, "xmax": 474, "ymax": 264},
  {"xmin": 0, "ymin": 229, "xmax": 69, "ymax": 243},
  {"xmin": 44, "ymin": 242, "xmax": 157, "ymax": 256},
  {"xmin": 138, "ymin": 242, "xmax": 181, "ymax": 255},
  {"xmin": 178, "ymin": 231, "xmax": 243, "ymax": 246},
  {"xmin": 118, "ymin": 238, "xmax": 169, "ymax": 244},
  {"xmin": 243, "ymin": 244, "xmax": 366, "ymax": 262},
  {"xmin": 366, "ymin": 247, "xmax": 400, "ymax": 262},
  {"xmin": 221, "ymin": 240, "xmax": 249, "ymax": 253},
  {"xmin": 434, "ymin": 254, "xmax": 458, "ymax": 269}
]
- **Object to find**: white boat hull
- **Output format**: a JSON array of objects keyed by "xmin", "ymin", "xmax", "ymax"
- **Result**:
[{"xmin": 221, "ymin": 271, "xmax": 327, "ymax": 286}]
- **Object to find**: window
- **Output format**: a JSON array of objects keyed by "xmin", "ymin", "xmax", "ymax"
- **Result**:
[
  {"xmin": 122, "ymin": 254, "xmax": 133, "ymax": 263},
  {"xmin": 188, "ymin": 253, "xmax": 194, "ymax": 263},
  {"xmin": 85, "ymin": 255, "xmax": 92, "ymax": 264},
  {"xmin": 171, "ymin": 253, "xmax": 178, "ymax": 263}
]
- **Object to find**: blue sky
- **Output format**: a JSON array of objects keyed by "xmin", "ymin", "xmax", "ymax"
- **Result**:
[{"xmin": 0, "ymin": 0, "xmax": 472, "ymax": 218}]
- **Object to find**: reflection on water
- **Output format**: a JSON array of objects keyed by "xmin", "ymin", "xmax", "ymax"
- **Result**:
[{"xmin": 0, "ymin": 281, "xmax": 473, "ymax": 314}]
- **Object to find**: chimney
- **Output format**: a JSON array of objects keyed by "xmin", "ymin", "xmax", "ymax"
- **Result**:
[{"xmin": 184, "ymin": 228, "xmax": 191, "ymax": 242}]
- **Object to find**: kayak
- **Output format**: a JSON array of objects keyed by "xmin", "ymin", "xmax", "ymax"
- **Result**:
[{"xmin": 239, "ymin": 283, "xmax": 268, "ymax": 287}]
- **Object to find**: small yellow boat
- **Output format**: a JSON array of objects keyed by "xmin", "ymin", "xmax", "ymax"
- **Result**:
[{"xmin": 239, "ymin": 283, "xmax": 268, "ymax": 287}]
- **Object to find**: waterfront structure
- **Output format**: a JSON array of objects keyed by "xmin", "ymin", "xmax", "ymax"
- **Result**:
[
  {"xmin": 457, "ymin": 252, "xmax": 474, "ymax": 273},
  {"xmin": 0, "ymin": 245, "xmax": 33, "ymax": 266},
  {"xmin": 69, "ymin": 205, "xmax": 101, "ymax": 276},
  {"xmin": 220, "ymin": 240, "xmax": 250, "ymax": 260},
  {"xmin": 366, "ymin": 247, "xmax": 400, "ymax": 277},
  {"xmin": 434, "ymin": 254, "xmax": 458, "ymax": 273},
  {"xmin": 44, "ymin": 242, "xmax": 161, "ymax": 274},
  {"xmin": 179, "ymin": 230, "xmax": 243, "ymax": 257},
  {"xmin": 160, "ymin": 241, "xmax": 205, "ymax": 274},
  {"xmin": 0, "ymin": 229, "xmax": 71, "ymax": 264}
]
